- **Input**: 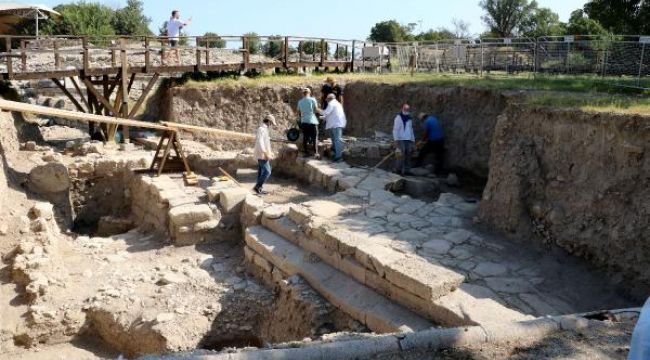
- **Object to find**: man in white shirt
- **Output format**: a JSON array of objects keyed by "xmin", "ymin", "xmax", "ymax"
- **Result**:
[
  {"xmin": 319, "ymin": 94, "xmax": 346, "ymax": 162},
  {"xmin": 393, "ymin": 102, "xmax": 415, "ymax": 176},
  {"xmin": 163, "ymin": 10, "xmax": 191, "ymax": 65},
  {"xmin": 253, "ymin": 114, "xmax": 276, "ymax": 195}
]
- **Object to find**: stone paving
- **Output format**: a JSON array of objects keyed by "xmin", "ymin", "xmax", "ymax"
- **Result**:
[{"xmin": 265, "ymin": 146, "xmax": 633, "ymax": 319}]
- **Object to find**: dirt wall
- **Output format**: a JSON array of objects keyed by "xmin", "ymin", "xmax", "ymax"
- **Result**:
[
  {"xmin": 479, "ymin": 106, "xmax": 650, "ymax": 294},
  {"xmin": 344, "ymin": 83, "xmax": 508, "ymax": 178},
  {"xmin": 168, "ymin": 83, "xmax": 508, "ymax": 177}
]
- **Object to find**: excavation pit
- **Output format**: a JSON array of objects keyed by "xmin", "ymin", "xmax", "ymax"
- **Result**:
[{"xmin": 2, "ymin": 78, "xmax": 648, "ymax": 359}]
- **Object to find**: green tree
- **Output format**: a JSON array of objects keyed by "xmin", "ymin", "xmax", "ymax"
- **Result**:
[
  {"xmin": 480, "ymin": 0, "xmax": 539, "ymax": 37},
  {"xmin": 198, "ymin": 32, "xmax": 226, "ymax": 48},
  {"xmin": 414, "ymin": 28, "xmax": 455, "ymax": 41},
  {"xmin": 112, "ymin": 0, "xmax": 151, "ymax": 36},
  {"xmin": 520, "ymin": 7, "xmax": 566, "ymax": 37},
  {"xmin": 261, "ymin": 35, "xmax": 284, "ymax": 58},
  {"xmin": 368, "ymin": 20, "xmax": 415, "ymax": 42},
  {"xmin": 583, "ymin": 0, "xmax": 642, "ymax": 34},
  {"xmin": 43, "ymin": 1, "xmax": 116, "ymax": 36},
  {"xmin": 244, "ymin": 32, "xmax": 260, "ymax": 55},
  {"xmin": 566, "ymin": 10, "xmax": 608, "ymax": 36}
]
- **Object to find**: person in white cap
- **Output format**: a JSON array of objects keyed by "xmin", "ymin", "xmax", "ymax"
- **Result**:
[{"xmin": 253, "ymin": 114, "xmax": 276, "ymax": 195}]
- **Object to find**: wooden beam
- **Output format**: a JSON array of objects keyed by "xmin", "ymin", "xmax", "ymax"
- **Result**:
[
  {"xmin": 161, "ymin": 121, "xmax": 256, "ymax": 141},
  {"xmin": 0, "ymin": 99, "xmax": 170, "ymax": 130},
  {"xmin": 68, "ymin": 76, "xmax": 91, "ymax": 112},
  {"xmin": 51, "ymin": 78, "xmax": 86, "ymax": 113},
  {"xmin": 129, "ymin": 73, "xmax": 159, "ymax": 118},
  {"xmin": 82, "ymin": 77, "xmax": 120, "ymax": 116}
]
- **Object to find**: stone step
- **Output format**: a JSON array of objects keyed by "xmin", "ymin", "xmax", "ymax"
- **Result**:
[
  {"xmin": 244, "ymin": 226, "xmax": 433, "ymax": 333},
  {"xmin": 277, "ymin": 208, "xmax": 464, "ymax": 302},
  {"xmin": 261, "ymin": 214, "xmax": 532, "ymax": 327}
]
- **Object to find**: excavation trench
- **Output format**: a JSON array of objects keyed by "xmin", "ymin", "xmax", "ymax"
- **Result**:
[{"xmin": 3, "ymin": 79, "xmax": 647, "ymax": 359}]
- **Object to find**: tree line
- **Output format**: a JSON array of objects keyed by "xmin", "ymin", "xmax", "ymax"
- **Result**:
[{"xmin": 369, "ymin": 0, "xmax": 650, "ymax": 42}]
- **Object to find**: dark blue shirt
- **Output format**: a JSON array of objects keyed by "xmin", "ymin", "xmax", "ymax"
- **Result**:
[{"xmin": 422, "ymin": 115, "xmax": 444, "ymax": 141}]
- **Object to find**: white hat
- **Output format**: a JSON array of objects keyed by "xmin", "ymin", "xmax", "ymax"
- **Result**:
[{"xmin": 263, "ymin": 114, "xmax": 277, "ymax": 126}]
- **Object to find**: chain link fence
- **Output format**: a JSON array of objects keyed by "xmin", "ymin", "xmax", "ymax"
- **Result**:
[{"xmin": 360, "ymin": 35, "xmax": 650, "ymax": 90}]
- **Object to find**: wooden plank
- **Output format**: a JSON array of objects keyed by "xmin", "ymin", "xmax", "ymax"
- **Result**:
[
  {"xmin": 161, "ymin": 121, "xmax": 256, "ymax": 141},
  {"xmin": 82, "ymin": 77, "xmax": 120, "ymax": 116},
  {"xmin": 129, "ymin": 73, "xmax": 159, "ymax": 118},
  {"xmin": 0, "ymin": 99, "xmax": 170, "ymax": 130},
  {"xmin": 51, "ymin": 78, "xmax": 85, "ymax": 113},
  {"xmin": 69, "ymin": 76, "xmax": 91, "ymax": 112}
]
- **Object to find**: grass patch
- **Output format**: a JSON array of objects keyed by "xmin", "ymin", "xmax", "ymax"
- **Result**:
[{"xmin": 182, "ymin": 72, "xmax": 650, "ymax": 114}]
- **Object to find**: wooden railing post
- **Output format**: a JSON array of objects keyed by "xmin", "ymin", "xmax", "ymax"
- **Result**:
[
  {"xmin": 298, "ymin": 41, "xmax": 303, "ymax": 62},
  {"xmin": 5, "ymin": 37, "xmax": 13, "ymax": 78},
  {"xmin": 205, "ymin": 37, "xmax": 210, "ymax": 65},
  {"xmin": 242, "ymin": 36, "xmax": 249, "ymax": 71},
  {"xmin": 120, "ymin": 38, "xmax": 130, "ymax": 142},
  {"xmin": 195, "ymin": 36, "xmax": 202, "ymax": 71},
  {"xmin": 283, "ymin": 36, "xmax": 289, "ymax": 69},
  {"xmin": 320, "ymin": 39, "xmax": 326, "ymax": 66},
  {"xmin": 54, "ymin": 39, "xmax": 60, "ymax": 70},
  {"xmin": 144, "ymin": 37, "xmax": 151, "ymax": 71},
  {"xmin": 82, "ymin": 36, "xmax": 90, "ymax": 74}
]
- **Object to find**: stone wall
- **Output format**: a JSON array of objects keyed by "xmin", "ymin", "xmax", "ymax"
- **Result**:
[{"xmin": 479, "ymin": 106, "xmax": 650, "ymax": 295}]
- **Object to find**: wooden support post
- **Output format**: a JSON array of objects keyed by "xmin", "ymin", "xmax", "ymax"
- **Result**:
[
  {"xmin": 120, "ymin": 38, "xmax": 130, "ymax": 143},
  {"xmin": 102, "ymin": 75, "xmax": 110, "ymax": 116},
  {"xmin": 5, "ymin": 37, "xmax": 12, "ymax": 78},
  {"xmin": 195, "ymin": 36, "xmax": 202, "ymax": 72},
  {"xmin": 351, "ymin": 40, "xmax": 356, "ymax": 72},
  {"xmin": 69, "ymin": 76, "xmax": 91, "ymax": 112},
  {"xmin": 242, "ymin": 36, "xmax": 249, "ymax": 71},
  {"xmin": 82, "ymin": 37, "xmax": 90, "ymax": 74},
  {"xmin": 283, "ymin": 36, "xmax": 289, "ymax": 68},
  {"xmin": 54, "ymin": 40, "xmax": 60, "ymax": 70},
  {"xmin": 82, "ymin": 77, "xmax": 120, "ymax": 116},
  {"xmin": 320, "ymin": 39, "xmax": 326, "ymax": 66},
  {"xmin": 129, "ymin": 73, "xmax": 159, "ymax": 118},
  {"xmin": 205, "ymin": 39, "xmax": 210, "ymax": 65},
  {"xmin": 20, "ymin": 40, "xmax": 27, "ymax": 71},
  {"xmin": 298, "ymin": 41, "xmax": 303, "ymax": 62},
  {"xmin": 85, "ymin": 75, "xmax": 96, "ymax": 137},
  {"xmin": 144, "ymin": 37, "xmax": 151, "ymax": 72},
  {"xmin": 335, "ymin": 43, "xmax": 339, "ymax": 60},
  {"xmin": 51, "ymin": 78, "xmax": 85, "ymax": 112}
]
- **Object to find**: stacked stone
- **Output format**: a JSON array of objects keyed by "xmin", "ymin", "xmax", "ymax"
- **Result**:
[{"xmin": 130, "ymin": 175, "xmax": 219, "ymax": 246}]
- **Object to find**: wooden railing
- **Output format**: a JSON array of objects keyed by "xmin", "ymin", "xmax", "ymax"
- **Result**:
[{"xmin": 0, "ymin": 35, "xmax": 365, "ymax": 80}]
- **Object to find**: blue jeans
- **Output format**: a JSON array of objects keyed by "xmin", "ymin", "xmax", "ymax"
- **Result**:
[
  {"xmin": 329, "ymin": 127, "xmax": 343, "ymax": 160},
  {"xmin": 255, "ymin": 159, "xmax": 272, "ymax": 190},
  {"xmin": 395, "ymin": 140, "xmax": 413, "ymax": 174}
]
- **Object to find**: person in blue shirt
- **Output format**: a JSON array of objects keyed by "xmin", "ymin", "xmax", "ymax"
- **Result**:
[
  {"xmin": 297, "ymin": 87, "xmax": 321, "ymax": 158},
  {"xmin": 415, "ymin": 112, "xmax": 445, "ymax": 175}
]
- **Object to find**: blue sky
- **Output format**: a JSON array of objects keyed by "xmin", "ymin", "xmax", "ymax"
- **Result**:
[{"xmin": 35, "ymin": 0, "xmax": 587, "ymax": 39}]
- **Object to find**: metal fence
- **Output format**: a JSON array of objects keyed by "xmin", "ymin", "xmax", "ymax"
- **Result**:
[{"xmin": 363, "ymin": 35, "xmax": 650, "ymax": 89}]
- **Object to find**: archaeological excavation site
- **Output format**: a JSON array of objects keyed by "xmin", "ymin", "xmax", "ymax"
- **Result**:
[{"xmin": 0, "ymin": 71, "xmax": 648, "ymax": 360}]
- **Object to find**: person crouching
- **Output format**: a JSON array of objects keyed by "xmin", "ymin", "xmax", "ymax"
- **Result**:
[{"xmin": 253, "ymin": 114, "xmax": 276, "ymax": 195}]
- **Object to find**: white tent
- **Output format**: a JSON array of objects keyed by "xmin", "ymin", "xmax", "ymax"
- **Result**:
[{"xmin": 0, "ymin": 2, "xmax": 61, "ymax": 36}]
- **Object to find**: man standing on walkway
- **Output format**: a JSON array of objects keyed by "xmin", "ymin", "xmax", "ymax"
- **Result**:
[
  {"xmin": 163, "ymin": 10, "xmax": 192, "ymax": 65},
  {"xmin": 393, "ymin": 103, "xmax": 415, "ymax": 176},
  {"xmin": 320, "ymin": 94, "xmax": 347, "ymax": 162},
  {"xmin": 415, "ymin": 112, "xmax": 445, "ymax": 175},
  {"xmin": 253, "ymin": 114, "xmax": 276, "ymax": 195},
  {"xmin": 297, "ymin": 88, "xmax": 320, "ymax": 158},
  {"xmin": 321, "ymin": 77, "xmax": 344, "ymax": 109}
]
